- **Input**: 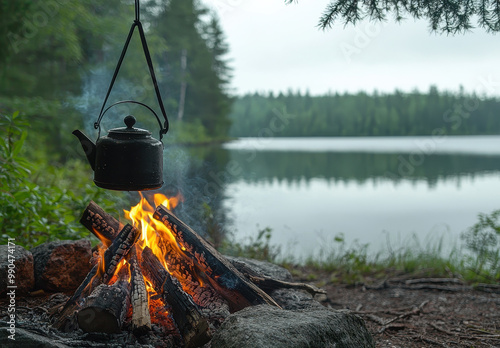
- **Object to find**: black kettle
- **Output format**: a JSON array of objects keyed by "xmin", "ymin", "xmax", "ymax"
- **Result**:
[
  {"xmin": 73, "ymin": 109, "xmax": 165, "ymax": 191},
  {"xmin": 74, "ymin": 1, "xmax": 169, "ymax": 191}
]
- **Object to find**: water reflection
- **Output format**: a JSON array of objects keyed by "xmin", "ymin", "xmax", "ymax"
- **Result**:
[
  {"xmin": 158, "ymin": 137, "xmax": 500, "ymax": 258},
  {"xmin": 228, "ymin": 150, "xmax": 500, "ymax": 187}
]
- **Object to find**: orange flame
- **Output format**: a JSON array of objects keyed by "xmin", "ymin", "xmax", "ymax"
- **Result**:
[
  {"xmin": 99, "ymin": 191, "xmax": 200, "ymax": 320},
  {"xmin": 124, "ymin": 192, "xmax": 184, "ymax": 272}
]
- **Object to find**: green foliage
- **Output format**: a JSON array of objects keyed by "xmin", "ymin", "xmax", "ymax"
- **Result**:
[
  {"xmin": 230, "ymin": 88, "xmax": 500, "ymax": 137},
  {"xmin": 0, "ymin": 111, "xmax": 126, "ymax": 248},
  {"xmin": 0, "ymin": 0, "xmax": 35, "ymax": 64},
  {"xmin": 165, "ymin": 119, "xmax": 212, "ymax": 145},
  {"xmin": 461, "ymin": 210, "xmax": 500, "ymax": 281},
  {"xmin": 220, "ymin": 226, "xmax": 282, "ymax": 263},
  {"xmin": 287, "ymin": 0, "xmax": 500, "ymax": 33}
]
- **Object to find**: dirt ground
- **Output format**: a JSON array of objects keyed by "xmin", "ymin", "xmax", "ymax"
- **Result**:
[
  {"xmin": 294, "ymin": 270, "xmax": 500, "ymax": 348},
  {"xmin": 3, "ymin": 270, "xmax": 499, "ymax": 347}
]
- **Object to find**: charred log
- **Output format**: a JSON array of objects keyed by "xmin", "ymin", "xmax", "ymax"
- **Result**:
[
  {"xmin": 80, "ymin": 200, "xmax": 123, "ymax": 246},
  {"xmin": 141, "ymin": 246, "xmax": 211, "ymax": 348},
  {"xmin": 53, "ymin": 223, "xmax": 139, "ymax": 331},
  {"xmin": 129, "ymin": 247, "xmax": 152, "ymax": 335},
  {"xmin": 100, "ymin": 224, "xmax": 140, "ymax": 283},
  {"xmin": 153, "ymin": 205, "xmax": 280, "ymax": 311},
  {"xmin": 77, "ymin": 276, "xmax": 130, "ymax": 334},
  {"xmin": 52, "ymin": 265, "xmax": 99, "ymax": 331}
]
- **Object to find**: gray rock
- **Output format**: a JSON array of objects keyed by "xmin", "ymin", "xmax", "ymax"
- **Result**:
[
  {"xmin": 0, "ymin": 245, "xmax": 34, "ymax": 296},
  {"xmin": 270, "ymin": 288, "xmax": 324, "ymax": 310},
  {"xmin": 31, "ymin": 239, "xmax": 92, "ymax": 291},
  {"xmin": 211, "ymin": 305, "xmax": 375, "ymax": 348}
]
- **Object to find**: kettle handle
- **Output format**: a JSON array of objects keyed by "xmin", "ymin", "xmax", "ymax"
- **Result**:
[
  {"xmin": 94, "ymin": 1, "xmax": 168, "ymax": 141},
  {"xmin": 95, "ymin": 100, "xmax": 165, "ymax": 141}
]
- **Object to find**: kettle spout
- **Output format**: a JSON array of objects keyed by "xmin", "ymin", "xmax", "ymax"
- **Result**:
[{"xmin": 72, "ymin": 130, "xmax": 96, "ymax": 171}]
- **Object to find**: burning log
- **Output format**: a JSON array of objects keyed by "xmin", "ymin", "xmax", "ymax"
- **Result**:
[
  {"xmin": 77, "ymin": 268, "xmax": 131, "ymax": 334},
  {"xmin": 140, "ymin": 246, "xmax": 212, "ymax": 348},
  {"xmin": 80, "ymin": 201, "xmax": 231, "ymax": 313},
  {"xmin": 128, "ymin": 247, "xmax": 152, "ymax": 335},
  {"xmin": 80, "ymin": 200, "xmax": 123, "ymax": 247},
  {"xmin": 100, "ymin": 223, "xmax": 140, "ymax": 283},
  {"xmin": 153, "ymin": 205, "xmax": 280, "ymax": 311},
  {"xmin": 53, "ymin": 223, "xmax": 140, "ymax": 331}
]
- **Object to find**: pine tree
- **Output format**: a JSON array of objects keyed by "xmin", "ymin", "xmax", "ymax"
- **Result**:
[
  {"xmin": 151, "ymin": 0, "xmax": 232, "ymax": 139},
  {"xmin": 287, "ymin": 1, "xmax": 500, "ymax": 34}
]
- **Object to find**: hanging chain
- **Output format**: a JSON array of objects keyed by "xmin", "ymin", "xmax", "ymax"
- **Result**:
[
  {"xmin": 135, "ymin": 0, "xmax": 140, "ymax": 22},
  {"xmin": 95, "ymin": 0, "xmax": 169, "ymax": 140}
]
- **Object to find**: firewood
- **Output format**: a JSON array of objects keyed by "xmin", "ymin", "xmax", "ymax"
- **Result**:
[
  {"xmin": 140, "ymin": 246, "xmax": 212, "ymax": 348},
  {"xmin": 52, "ymin": 265, "xmax": 99, "ymax": 331},
  {"xmin": 153, "ymin": 205, "xmax": 281, "ymax": 311},
  {"xmin": 100, "ymin": 223, "xmax": 140, "ymax": 283},
  {"xmin": 80, "ymin": 200, "xmax": 123, "ymax": 246},
  {"xmin": 79, "ymin": 201, "xmax": 230, "ymax": 311},
  {"xmin": 128, "ymin": 247, "xmax": 151, "ymax": 335},
  {"xmin": 229, "ymin": 259, "xmax": 326, "ymax": 296},
  {"xmin": 53, "ymin": 223, "xmax": 140, "ymax": 331},
  {"xmin": 77, "ymin": 268, "xmax": 131, "ymax": 334}
]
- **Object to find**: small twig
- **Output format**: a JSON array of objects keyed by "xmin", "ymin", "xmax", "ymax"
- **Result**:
[
  {"xmin": 405, "ymin": 278, "xmax": 464, "ymax": 285},
  {"xmin": 402, "ymin": 284, "xmax": 471, "ymax": 292},
  {"xmin": 474, "ymin": 334, "xmax": 500, "ymax": 339},
  {"xmin": 416, "ymin": 335, "xmax": 450, "ymax": 347},
  {"xmin": 353, "ymin": 304, "xmax": 425, "ymax": 316},
  {"xmin": 377, "ymin": 300, "xmax": 429, "ymax": 333},
  {"xmin": 248, "ymin": 275, "xmax": 327, "ymax": 296},
  {"xmin": 474, "ymin": 283, "xmax": 500, "ymax": 294},
  {"xmin": 429, "ymin": 322, "xmax": 457, "ymax": 336},
  {"xmin": 467, "ymin": 327, "xmax": 500, "ymax": 338},
  {"xmin": 363, "ymin": 314, "xmax": 386, "ymax": 325}
]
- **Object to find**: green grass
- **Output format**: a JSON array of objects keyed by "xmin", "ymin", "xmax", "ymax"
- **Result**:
[{"xmin": 220, "ymin": 213, "xmax": 500, "ymax": 285}]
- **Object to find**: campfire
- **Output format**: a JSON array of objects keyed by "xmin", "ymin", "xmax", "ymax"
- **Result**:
[{"xmin": 52, "ymin": 194, "xmax": 286, "ymax": 347}]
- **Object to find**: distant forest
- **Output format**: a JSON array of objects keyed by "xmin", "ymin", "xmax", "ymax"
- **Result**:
[{"xmin": 229, "ymin": 87, "xmax": 500, "ymax": 137}]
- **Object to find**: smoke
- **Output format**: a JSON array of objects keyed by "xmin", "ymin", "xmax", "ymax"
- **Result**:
[
  {"xmin": 157, "ymin": 144, "xmax": 214, "ymax": 236},
  {"xmin": 72, "ymin": 66, "xmax": 154, "ymax": 138},
  {"xmin": 71, "ymin": 67, "xmax": 226, "ymax": 239}
]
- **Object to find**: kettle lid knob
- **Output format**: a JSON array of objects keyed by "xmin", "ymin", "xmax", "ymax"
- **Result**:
[{"xmin": 124, "ymin": 115, "xmax": 136, "ymax": 129}]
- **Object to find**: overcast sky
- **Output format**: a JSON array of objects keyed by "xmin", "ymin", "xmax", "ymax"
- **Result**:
[{"xmin": 205, "ymin": 0, "xmax": 500, "ymax": 96}]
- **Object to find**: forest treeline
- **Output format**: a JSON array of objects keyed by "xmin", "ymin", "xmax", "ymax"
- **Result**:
[
  {"xmin": 0, "ymin": 0, "xmax": 232, "ymax": 156},
  {"xmin": 229, "ymin": 87, "xmax": 500, "ymax": 137}
]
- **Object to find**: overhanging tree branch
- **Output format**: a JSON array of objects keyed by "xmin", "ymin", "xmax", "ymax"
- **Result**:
[{"xmin": 285, "ymin": 0, "xmax": 500, "ymax": 34}]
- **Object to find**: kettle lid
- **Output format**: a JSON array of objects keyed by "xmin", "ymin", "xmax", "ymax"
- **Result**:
[{"xmin": 108, "ymin": 115, "xmax": 151, "ymax": 137}]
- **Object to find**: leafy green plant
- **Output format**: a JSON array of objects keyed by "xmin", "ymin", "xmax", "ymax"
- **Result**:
[
  {"xmin": 0, "ymin": 111, "xmax": 126, "ymax": 248},
  {"xmin": 461, "ymin": 210, "xmax": 500, "ymax": 281},
  {"xmin": 220, "ymin": 226, "xmax": 281, "ymax": 263}
]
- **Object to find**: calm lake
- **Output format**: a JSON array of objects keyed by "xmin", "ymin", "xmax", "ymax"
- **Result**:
[{"xmin": 169, "ymin": 136, "xmax": 500, "ymax": 260}]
